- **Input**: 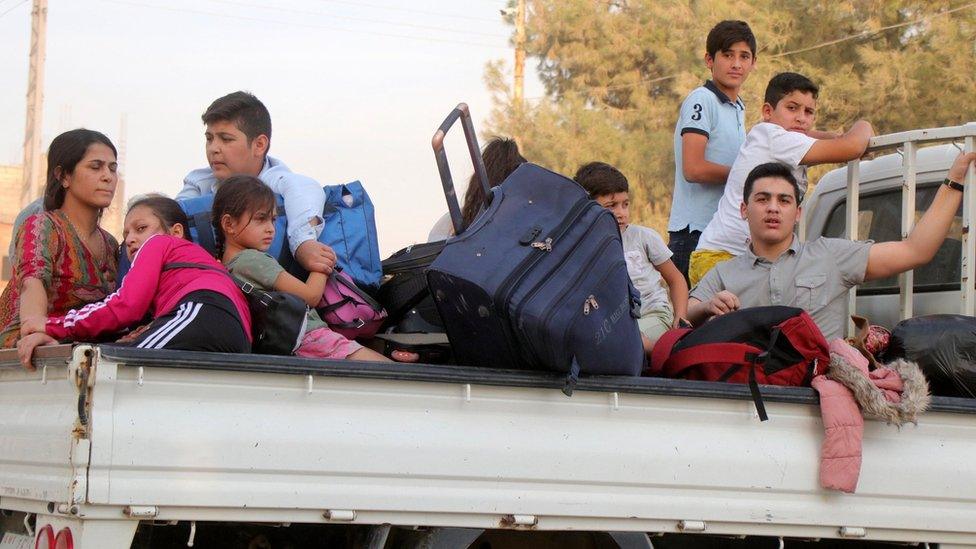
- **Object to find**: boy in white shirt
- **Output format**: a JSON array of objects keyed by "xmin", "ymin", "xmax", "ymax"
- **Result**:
[
  {"xmin": 689, "ymin": 72, "xmax": 874, "ymax": 286},
  {"xmin": 575, "ymin": 162, "xmax": 688, "ymax": 348}
]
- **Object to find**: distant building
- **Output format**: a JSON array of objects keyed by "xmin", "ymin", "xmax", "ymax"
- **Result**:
[
  {"xmin": 0, "ymin": 163, "xmax": 30, "ymax": 293},
  {"xmin": 0, "ymin": 164, "xmax": 24, "ymax": 226}
]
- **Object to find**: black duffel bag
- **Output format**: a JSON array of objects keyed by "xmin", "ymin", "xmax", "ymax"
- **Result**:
[
  {"xmin": 377, "ymin": 240, "xmax": 446, "ymax": 333},
  {"xmin": 163, "ymin": 262, "xmax": 309, "ymax": 356},
  {"xmin": 375, "ymin": 241, "xmax": 451, "ymax": 363},
  {"xmin": 883, "ymin": 314, "xmax": 976, "ymax": 398}
]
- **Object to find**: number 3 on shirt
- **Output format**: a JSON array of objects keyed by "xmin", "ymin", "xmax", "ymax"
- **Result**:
[{"xmin": 691, "ymin": 103, "xmax": 702, "ymax": 121}]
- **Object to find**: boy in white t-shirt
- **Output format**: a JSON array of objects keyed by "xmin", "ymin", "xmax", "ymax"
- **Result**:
[
  {"xmin": 575, "ymin": 162, "xmax": 689, "ymax": 348},
  {"xmin": 689, "ymin": 72, "xmax": 874, "ymax": 286}
]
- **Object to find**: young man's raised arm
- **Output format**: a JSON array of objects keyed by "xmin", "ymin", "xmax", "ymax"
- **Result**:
[
  {"xmin": 800, "ymin": 120, "xmax": 874, "ymax": 166},
  {"xmin": 865, "ymin": 152, "xmax": 976, "ymax": 281},
  {"xmin": 682, "ymin": 133, "xmax": 733, "ymax": 184}
]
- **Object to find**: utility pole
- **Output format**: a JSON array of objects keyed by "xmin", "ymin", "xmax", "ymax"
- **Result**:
[
  {"xmin": 513, "ymin": 0, "xmax": 526, "ymax": 108},
  {"xmin": 105, "ymin": 113, "xmax": 128, "ymax": 238},
  {"xmin": 21, "ymin": 0, "xmax": 48, "ymax": 208}
]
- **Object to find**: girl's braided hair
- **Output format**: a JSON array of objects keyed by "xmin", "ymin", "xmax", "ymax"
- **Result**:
[{"xmin": 211, "ymin": 175, "xmax": 276, "ymax": 258}]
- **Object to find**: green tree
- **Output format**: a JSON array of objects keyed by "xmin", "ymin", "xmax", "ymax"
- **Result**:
[{"xmin": 485, "ymin": 1, "xmax": 976, "ymax": 234}]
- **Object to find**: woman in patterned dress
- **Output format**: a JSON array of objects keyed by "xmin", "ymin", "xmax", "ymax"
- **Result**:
[{"xmin": 0, "ymin": 129, "xmax": 119, "ymax": 361}]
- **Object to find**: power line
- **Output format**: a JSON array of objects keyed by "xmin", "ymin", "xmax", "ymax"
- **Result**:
[
  {"xmin": 95, "ymin": 0, "xmax": 506, "ymax": 49},
  {"xmin": 204, "ymin": 0, "xmax": 507, "ymax": 39},
  {"xmin": 313, "ymin": 0, "xmax": 499, "ymax": 24},
  {"xmin": 768, "ymin": 1, "xmax": 976, "ymax": 58},
  {"xmin": 526, "ymin": 2, "xmax": 976, "ymax": 101},
  {"xmin": 0, "ymin": 0, "xmax": 28, "ymax": 19}
]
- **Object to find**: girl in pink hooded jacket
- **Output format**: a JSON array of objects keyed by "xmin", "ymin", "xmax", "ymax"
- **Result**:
[{"xmin": 17, "ymin": 196, "xmax": 252, "ymax": 368}]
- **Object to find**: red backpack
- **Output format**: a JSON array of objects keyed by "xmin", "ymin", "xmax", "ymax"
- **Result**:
[{"xmin": 648, "ymin": 306, "xmax": 829, "ymax": 421}]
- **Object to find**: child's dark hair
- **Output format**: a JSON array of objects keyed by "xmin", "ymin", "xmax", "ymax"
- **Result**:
[
  {"xmin": 742, "ymin": 162, "xmax": 802, "ymax": 204},
  {"xmin": 460, "ymin": 137, "xmax": 526, "ymax": 230},
  {"xmin": 127, "ymin": 196, "xmax": 193, "ymax": 240},
  {"xmin": 764, "ymin": 72, "xmax": 819, "ymax": 107},
  {"xmin": 574, "ymin": 162, "xmax": 629, "ymax": 198},
  {"xmin": 211, "ymin": 175, "xmax": 276, "ymax": 257},
  {"xmin": 202, "ymin": 91, "xmax": 272, "ymax": 153},
  {"xmin": 706, "ymin": 20, "xmax": 756, "ymax": 59}
]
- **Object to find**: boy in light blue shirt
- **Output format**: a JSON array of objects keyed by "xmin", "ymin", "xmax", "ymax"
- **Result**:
[
  {"xmin": 176, "ymin": 91, "xmax": 335, "ymax": 275},
  {"xmin": 668, "ymin": 20, "xmax": 756, "ymax": 283}
]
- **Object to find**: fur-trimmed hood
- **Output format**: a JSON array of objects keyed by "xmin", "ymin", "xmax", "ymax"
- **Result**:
[{"xmin": 826, "ymin": 353, "xmax": 931, "ymax": 426}]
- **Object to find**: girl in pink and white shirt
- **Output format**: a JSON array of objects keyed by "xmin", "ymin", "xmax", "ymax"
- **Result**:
[{"xmin": 17, "ymin": 196, "xmax": 251, "ymax": 366}]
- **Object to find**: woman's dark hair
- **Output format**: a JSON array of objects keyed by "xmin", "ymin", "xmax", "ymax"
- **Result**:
[
  {"xmin": 211, "ymin": 175, "xmax": 276, "ymax": 257},
  {"xmin": 460, "ymin": 137, "xmax": 526, "ymax": 230},
  {"xmin": 43, "ymin": 129, "xmax": 118, "ymax": 211},
  {"xmin": 127, "ymin": 196, "xmax": 193, "ymax": 241}
]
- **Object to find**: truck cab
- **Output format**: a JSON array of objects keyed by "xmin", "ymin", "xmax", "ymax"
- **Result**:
[{"xmin": 803, "ymin": 142, "xmax": 965, "ymax": 328}]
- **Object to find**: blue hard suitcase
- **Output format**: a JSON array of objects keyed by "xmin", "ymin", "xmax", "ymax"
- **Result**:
[{"xmin": 426, "ymin": 104, "xmax": 645, "ymax": 393}]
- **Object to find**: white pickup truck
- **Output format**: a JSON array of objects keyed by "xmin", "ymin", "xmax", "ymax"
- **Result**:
[{"xmin": 2, "ymin": 125, "xmax": 975, "ymax": 549}]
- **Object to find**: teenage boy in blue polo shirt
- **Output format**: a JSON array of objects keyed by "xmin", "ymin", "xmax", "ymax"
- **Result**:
[{"xmin": 668, "ymin": 20, "xmax": 756, "ymax": 283}]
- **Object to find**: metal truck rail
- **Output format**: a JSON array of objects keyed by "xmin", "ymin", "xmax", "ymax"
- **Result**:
[{"xmin": 828, "ymin": 123, "xmax": 976, "ymax": 333}]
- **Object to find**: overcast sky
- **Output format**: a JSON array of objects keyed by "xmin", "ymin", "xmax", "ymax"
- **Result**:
[{"xmin": 0, "ymin": 0, "xmax": 541, "ymax": 254}]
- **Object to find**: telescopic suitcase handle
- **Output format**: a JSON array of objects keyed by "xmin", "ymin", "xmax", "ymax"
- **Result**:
[{"xmin": 431, "ymin": 103, "xmax": 491, "ymax": 235}]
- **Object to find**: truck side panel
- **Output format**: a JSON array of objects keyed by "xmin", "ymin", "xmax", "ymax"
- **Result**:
[
  {"xmin": 85, "ymin": 353, "xmax": 976, "ymax": 540},
  {"xmin": 0, "ymin": 352, "xmax": 80, "ymax": 505}
]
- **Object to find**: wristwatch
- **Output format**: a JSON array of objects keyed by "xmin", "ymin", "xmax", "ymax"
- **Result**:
[{"xmin": 944, "ymin": 178, "xmax": 965, "ymax": 192}]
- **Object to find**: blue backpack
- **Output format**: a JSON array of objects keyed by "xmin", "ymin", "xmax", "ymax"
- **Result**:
[
  {"xmin": 179, "ymin": 183, "xmax": 382, "ymax": 290},
  {"xmin": 115, "ymin": 182, "xmax": 382, "ymax": 291},
  {"xmin": 319, "ymin": 181, "xmax": 382, "ymax": 291}
]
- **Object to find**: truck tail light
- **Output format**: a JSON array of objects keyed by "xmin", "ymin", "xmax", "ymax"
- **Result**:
[
  {"xmin": 54, "ymin": 528, "xmax": 74, "ymax": 549},
  {"xmin": 34, "ymin": 524, "xmax": 54, "ymax": 549}
]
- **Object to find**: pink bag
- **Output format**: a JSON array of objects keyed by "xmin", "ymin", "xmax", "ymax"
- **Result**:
[{"xmin": 317, "ymin": 270, "xmax": 387, "ymax": 339}]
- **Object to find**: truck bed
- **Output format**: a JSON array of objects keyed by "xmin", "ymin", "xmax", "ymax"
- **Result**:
[{"xmin": 3, "ymin": 344, "xmax": 976, "ymax": 546}]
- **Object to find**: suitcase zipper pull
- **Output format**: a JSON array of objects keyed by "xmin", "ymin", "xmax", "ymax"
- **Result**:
[
  {"xmin": 530, "ymin": 237, "xmax": 553, "ymax": 252},
  {"xmin": 583, "ymin": 295, "xmax": 599, "ymax": 315}
]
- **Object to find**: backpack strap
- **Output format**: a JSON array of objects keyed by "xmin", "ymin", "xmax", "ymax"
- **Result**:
[
  {"xmin": 747, "ymin": 363, "xmax": 767, "ymax": 421},
  {"xmin": 187, "ymin": 212, "xmax": 217, "ymax": 256},
  {"xmin": 663, "ymin": 340, "xmax": 774, "ymax": 421},
  {"xmin": 648, "ymin": 327, "xmax": 690, "ymax": 375},
  {"xmin": 747, "ymin": 326, "xmax": 782, "ymax": 422},
  {"xmin": 317, "ymin": 297, "xmax": 354, "ymax": 315},
  {"xmin": 162, "ymin": 261, "xmax": 222, "ymax": 273},
  {"xmin": 661, "ymin": 342, "xmax": 758, "ymax": 376},
  {"xmin": 161, "ymin": 262, "xmax": 261, "ymax": 299},
  {"xmin": 562, "ymin": 356, "xmax": 581, "ymax": 397},
  {"xmin": 330, "ymin": 271, "xmax": 383, "ymax": 312}
]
